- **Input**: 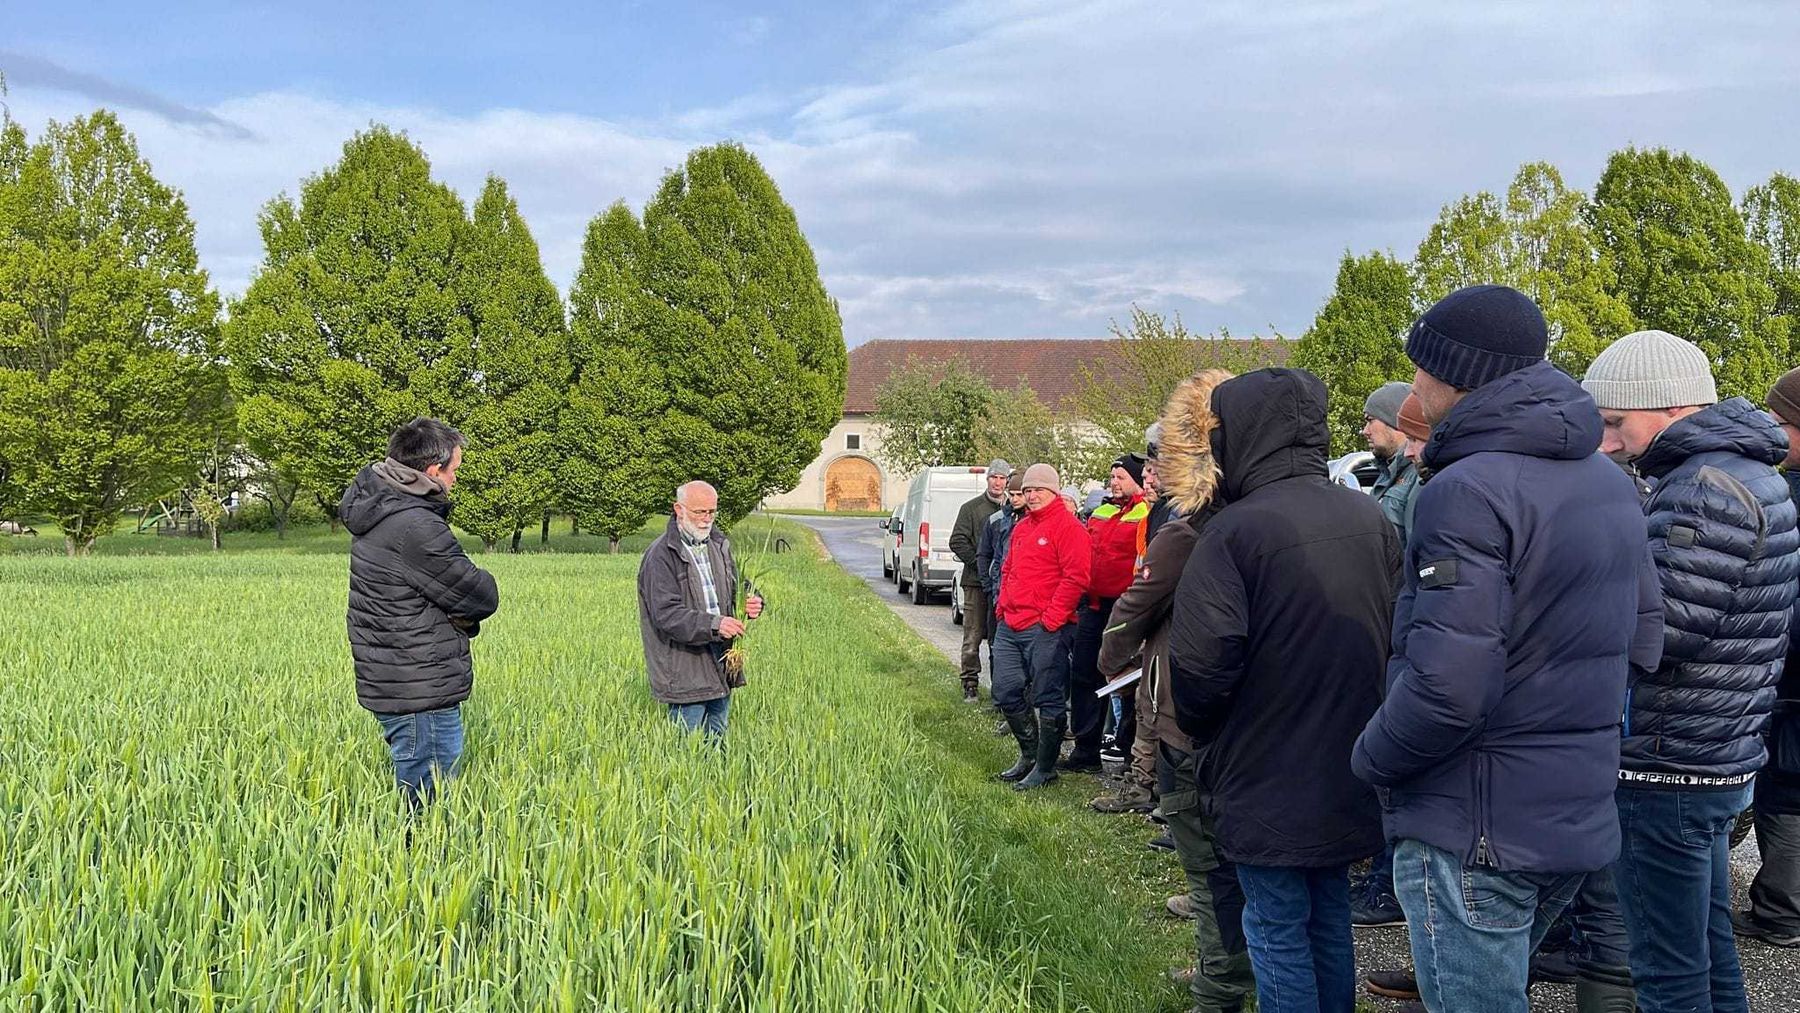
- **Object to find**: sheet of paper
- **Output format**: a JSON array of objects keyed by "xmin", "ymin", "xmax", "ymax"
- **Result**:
[{"xmin": 1096, "ymin": 667, "xmax": 1143, "ymax": 697}]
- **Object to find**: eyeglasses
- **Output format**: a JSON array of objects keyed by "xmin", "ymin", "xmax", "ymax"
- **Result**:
[{"xmin": 682, "ymin": 507, "xmax": 718, "ymax": 519}]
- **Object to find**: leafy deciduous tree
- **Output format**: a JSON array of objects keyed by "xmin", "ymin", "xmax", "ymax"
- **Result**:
[
  {"xmin": 869, "ymin": 357, "xmax": 997, "ymax": 473},
  {"xmin": 1290, "ymin": 251, "xmax": 1416, "ymax": 453}
]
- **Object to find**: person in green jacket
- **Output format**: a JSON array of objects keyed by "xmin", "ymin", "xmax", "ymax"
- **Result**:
[{"xmin": 949, "ymin": 460, "xmax": 1011, "ymax": 701}]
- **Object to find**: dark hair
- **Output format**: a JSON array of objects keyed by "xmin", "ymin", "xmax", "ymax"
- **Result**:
[{"xmin": 387, "ymin": 417, "xmax": 464, "ymax": 472}]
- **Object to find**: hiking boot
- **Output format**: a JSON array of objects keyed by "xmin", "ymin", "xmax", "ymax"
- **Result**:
[
  {"xmin": 1530, "ymin": 947, "xmax": 1581, "ymax": 985},
  {"xmin": 1015, "ymin": 714, "xmax": 1064, "ymax": 790},
  {"xmin": 1165, "ymin": 893, "xmax": 1199, "ymax": 920},
  {"xmin": 1147, "ymin": 830, "xmax": 1175, "ymax": 852},
  {"xmin": 961, "ymin": 678, "xmax": 981, "ymax": 703},
  {"xmin": 1350, "ymin": 881, "xmax": 1405, "ymax": 928},
  {"xmin": 1090, "ymin": 783, "xmax": 1156, "ymax": 814},
  {"xmin": 997, "ymin": 711, "xmax": 1036, "ymax": 782},
  {"xmin": 1733, "ymin": 908, "xmax": 1800, "ymax": 947},
  {"xmin": 1365, "ymin": 968, "xmax": 1420, "ymax": 1000}
]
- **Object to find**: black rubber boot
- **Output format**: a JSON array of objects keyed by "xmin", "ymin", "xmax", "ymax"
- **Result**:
[
  {"xmin": 1015, "ymin": 714, "xmax": 1064, "ymax": 790},
  {"xmin": 997, "ymin": 711, "xmax": 1037, "ymax": 782},
  {"xmin": 1574, "ymin": 965, "xmax": 1637, "ymax": 1013}
]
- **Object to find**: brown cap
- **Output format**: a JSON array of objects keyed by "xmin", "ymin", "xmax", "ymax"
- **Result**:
[
  {"xmin": 1005, "ymin": 470, "xmax": 1025, "ymax": 492},
  {"xmin": 1396, "ymin": 393, "xmax": 1431, "ymax": 442},
  {"xmin": 1020, "ymin": 463, "xmax": 1061, "ymax": 491},
  {"xmin": 1769, "ymin": 366, "xmax": 1800, "ymax": 427}
]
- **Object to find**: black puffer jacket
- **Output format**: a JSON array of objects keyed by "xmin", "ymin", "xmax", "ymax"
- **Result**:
[
  {"xmin": 340, "ymin": 463, "xmax": 500, "ymax": 715},
  {"xmin": 1169, "ymin": 368, "xmax": 1401, "ymax": 867},
  {"xmin": 1757, "ymin": 471, "xmax": 1800, "ymax": 813},
  {"xmin": 1625, "ymin": 397, "xmax": 1799, "ymax": 786}
]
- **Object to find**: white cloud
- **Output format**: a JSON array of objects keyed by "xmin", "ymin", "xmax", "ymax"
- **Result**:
[{"xmin": 8, "ymin": 1, "xmax": 1800, "ymax": 345}]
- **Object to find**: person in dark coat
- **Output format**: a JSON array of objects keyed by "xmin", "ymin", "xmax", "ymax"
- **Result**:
[
  {"xmin": 637, "ymin": 481, "xmax": 764, "ymax": 738},
  {"xmin": 1582, "ymin": 330, "xmax": 1799, "ymax": 1010},
  {"xmin": 340, "ymin": 417, "xmax": 500, "ymax": 808},
  {"xmin": 950, "ymin": 460, "xmax": 1011, "ymax": 702},
  {"xmin": 1169, "ymin": 367, "xmax": 1400, "ymax": 1013},
  {"xmin": 1352, "ymin": 286, "xmax": 1659, "ymax": 1013},
  {"xmin": 976, "ymin": 471, "xmax": 1026, "ymax": 638},
  {"xmin": 1737, "ymin": 366, "xmax": 1800, "ymax": 950}
]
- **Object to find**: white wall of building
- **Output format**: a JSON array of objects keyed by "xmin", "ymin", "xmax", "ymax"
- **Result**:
[{"xmin": 765, "ymin": 416, "xmax": 913, "ymax": 512}]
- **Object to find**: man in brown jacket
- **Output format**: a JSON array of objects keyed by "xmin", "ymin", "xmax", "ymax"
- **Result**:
[
  {"xmin": 1097, "ymin": 369, "xmax": 1252, "ymax": 1013},
  {"xmin": 637, "ymin": 481, "xmax": 763, "ymax": 737}
]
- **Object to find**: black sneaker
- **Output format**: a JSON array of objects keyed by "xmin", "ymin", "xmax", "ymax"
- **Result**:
[
  {"xmin": 1147, "ymin": 830, "xmax": 1175, "ymax": 852},
  {"xmin": 1734, "ymin": 908, "xmax": 1800, "ymax": 948},
  {"xmin": 1350, "ymin": 882, "xmax": 1405, "ymax": 928},
  {"xmin": 1364, "ymin": 968, "xmax": 1419, "ymax": 1000},
  {"xmin": 1099, "ymin": 745, "xmax": 1126, "ymax": 764}
]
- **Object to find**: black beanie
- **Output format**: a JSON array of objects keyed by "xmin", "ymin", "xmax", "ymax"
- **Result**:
[
  {"xmin": 1405, "ymin": 285, "xmax": 1547, "ymax": 391},
  {"xmin": 1111, "ymin": 453, "xmax": 1145, "ymax": 488}
]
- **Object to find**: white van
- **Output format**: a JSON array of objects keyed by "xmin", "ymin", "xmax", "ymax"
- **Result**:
[{"xmin": 894, "ymin": 465, "xmax": 988, "ymax": 605}]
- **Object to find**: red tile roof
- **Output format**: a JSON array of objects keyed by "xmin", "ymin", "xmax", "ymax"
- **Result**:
[{"xmin": 844, "ymin": 337, "xmax": 1291, "ymax": 414}]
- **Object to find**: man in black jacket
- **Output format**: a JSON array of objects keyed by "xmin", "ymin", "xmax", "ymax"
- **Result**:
[
  {"xmin": 1740, "ymin": 365, "xmax": 1800, "ymax": 949},
  {"xmin": 950, "ymin": 460, "xmax": 1011, "ymax": 701},
  {"xmin": 1583, "ymin": 331, "xmax": 1799, "ymax": 1009},
  {"xmin": 1170, "ymin": 367, "xmax": 1401, "ymax": 1012},
  {"xmin": 341, "ymin": 417, "xmax": 500, "ymax": 808}
]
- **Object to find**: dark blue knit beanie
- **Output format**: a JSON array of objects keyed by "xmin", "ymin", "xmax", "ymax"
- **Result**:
[{"xmin": 1405, "ymin": 285, "xmax": 1547, "ymax": 391}]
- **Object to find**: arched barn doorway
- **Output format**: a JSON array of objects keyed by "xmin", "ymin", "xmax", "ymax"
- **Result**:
[{"xmin": 824, "ymin": 456, "xmax": 883, "ymax": 512}]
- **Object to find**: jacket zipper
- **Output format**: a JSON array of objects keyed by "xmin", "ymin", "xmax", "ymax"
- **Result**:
[{"xmin": 1473, "ymin": 752, "xmax": 1493, "ymax": 867}]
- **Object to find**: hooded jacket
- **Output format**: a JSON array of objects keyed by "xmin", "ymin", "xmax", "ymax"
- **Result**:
[
  {"xmin": 340, "ymin": 462, "xmax": 500, "ymax": 715},
  {"xmin": 1169, "ymin": 368, "xmax": 1400, "ymax": 867},
  {"xmin": 1624, "ymin": 397, "xmax": 1798, "ymax": 786},
  {"xmin": 1098, "ymin": 370, "xmax": 1230, "ymax": 757},
  {"xmin": 976, "ymin": 501, "xmax": 1021, "ymax": 600},
  {"xmin": 1353, "ymin": 361, "xmax": 1661, "ymax": 874}
]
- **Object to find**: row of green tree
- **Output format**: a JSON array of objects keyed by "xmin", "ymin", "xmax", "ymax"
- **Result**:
[
  {"xmin": 1296, "ymin": 152, "xmax": 1800, "ymax": 448},
  {"xmin": 0, "ymin": 106, "xmax": 846, "ymax": 554}
]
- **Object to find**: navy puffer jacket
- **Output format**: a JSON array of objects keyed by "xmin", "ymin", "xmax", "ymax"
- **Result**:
[
  {"xmin": 1352, "ymin": 361, "xmax": 1661, "ymax": 874},
  {"xmin": 1624, "ymin": 397, "xmax": 1798, "ymax": 786}
]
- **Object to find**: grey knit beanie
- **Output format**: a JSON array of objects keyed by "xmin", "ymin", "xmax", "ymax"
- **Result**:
[
  {"xmin": 1581, "ymin": 330, "xmax": 1718, "ymax": 410},
  {"xmin": 1362, "ymin": 381, "xmax": 1412, "ymax": 429}
]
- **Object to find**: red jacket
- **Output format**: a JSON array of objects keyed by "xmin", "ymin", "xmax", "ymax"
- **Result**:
[
  {"xmin": 1086, "ymin": 494, "xmax": 1148, "ymax": 602},
  {"xmin": 997, "ymin": 498, "xmax": 1092, "ymax": 632}
]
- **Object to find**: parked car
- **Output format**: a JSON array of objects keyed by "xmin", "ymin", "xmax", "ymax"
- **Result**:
[
  {"xmin": 895, "ymin": 466, "xmax": 988, "ymax": 605},
  {"xmin": 879, "ymin": 510, "xmax": 902, "ymax": 580},
  {"xmin": 1328, "ymin": 451, "xmax": 1380, "ymax": 492}
]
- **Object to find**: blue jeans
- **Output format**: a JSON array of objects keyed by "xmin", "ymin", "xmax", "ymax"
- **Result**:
[
  {"xmin": 1392, "ymin": 838, "xmax": 1581, "ymax": 1013},
  {"xmin": 989, "ymin": 621, "xmax": 1072, "ymax": 719},
  {"xmin": 1566, "ymin": 865, "xmax": 1631, "ymax": 973},
  {"xmin": 669, "ymin": 695, "xmax": 731, "ymax": 737},
  {"xmin": 1614, "ymin": 783, "xmax": 1753, "ymax": 1013},
  {"xmin": 1234, "ymin": 863, "xmax": 1355, "ymax": 1013},
  {"xmin": 373, "ymin": 704, "xmax": 464, "ymax": 808}
]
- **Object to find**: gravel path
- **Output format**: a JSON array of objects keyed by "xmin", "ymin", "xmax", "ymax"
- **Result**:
[{"xmin": 786, "ymin": 513, "xmax": 1800, "ymax": 1011}]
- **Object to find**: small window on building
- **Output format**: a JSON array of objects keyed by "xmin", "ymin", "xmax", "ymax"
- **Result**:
[{"xmin": 846, "ymin": 433, "xmax": 862, "ymax": 450}]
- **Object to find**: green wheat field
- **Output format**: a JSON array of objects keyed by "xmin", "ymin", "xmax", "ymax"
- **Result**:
[{"xmin": 0, "ymin": 526, "xmax": 1192, "ymax": 1011}]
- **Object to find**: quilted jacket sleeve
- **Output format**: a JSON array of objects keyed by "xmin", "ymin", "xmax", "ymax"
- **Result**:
[{"xmin": 400, "ymin": 515, "xmax": 499, "ymax": 625}]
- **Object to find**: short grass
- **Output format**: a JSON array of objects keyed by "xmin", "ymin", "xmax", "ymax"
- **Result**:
[{"xmin": 0, "ymin": 520, "xmax": 1199, "ymax": 1010}]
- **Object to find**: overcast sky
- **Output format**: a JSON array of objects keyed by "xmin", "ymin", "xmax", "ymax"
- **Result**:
[{"xmin": 6, "ymin": 1, "xmax": 1800, "ymax": 345}]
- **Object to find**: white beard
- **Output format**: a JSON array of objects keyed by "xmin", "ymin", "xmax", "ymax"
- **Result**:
[{"xmin": 679, "ymin": 519, "xmax": 713, "ymax": 541}]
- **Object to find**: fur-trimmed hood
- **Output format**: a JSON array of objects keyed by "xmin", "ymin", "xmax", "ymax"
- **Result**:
[{"xmin": 1156, "ymin": 368, "xmax": 1232, "ymax": 514}]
